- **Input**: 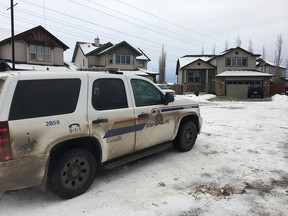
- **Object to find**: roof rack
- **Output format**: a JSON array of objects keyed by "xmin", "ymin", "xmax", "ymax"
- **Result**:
[{"xmin": 107, "ymin": 70, "xmax": 123, "ymax": 74}]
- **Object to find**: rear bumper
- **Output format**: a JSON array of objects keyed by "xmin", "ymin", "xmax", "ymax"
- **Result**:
[{"xmin": 0, "ymin": 154, "xmax": 48, "ymax": 191}]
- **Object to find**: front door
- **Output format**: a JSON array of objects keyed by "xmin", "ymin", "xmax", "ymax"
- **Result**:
[
  {"xmin": 88, "ymin": 76, "xmax": 136, "ymax": 162},
  {"xmin": 129, "ymin": 78, "xmax": 176, "ymax": 151}
]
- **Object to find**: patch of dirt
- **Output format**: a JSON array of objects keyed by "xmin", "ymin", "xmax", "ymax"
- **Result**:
[
  {"xmin": 189, "ymin": 184, "xmax": 244, "ymax": 197},
  {"xmin": 186, "ymin": 177, "xmax": 288, "ymax": 198},
  {"xmin": 179, "ymin": 208, "xmax": 204, "ymax": 216}
]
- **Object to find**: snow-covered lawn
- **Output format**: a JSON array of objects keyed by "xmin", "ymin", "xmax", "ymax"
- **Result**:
[{"xmin": 1, "ymin": 95, "xmax": 288, "ymax": 216}]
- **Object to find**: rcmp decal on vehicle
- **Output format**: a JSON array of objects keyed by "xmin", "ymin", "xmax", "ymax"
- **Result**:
[
  {"xmin": 103, "ymin": 104, "xmax": 198, "ymax": 139},
  {"xmin": 106, "ymin": 136, "xmax": 122, "ymax": 144},
  {"xmin": 46, "ymin": 120, "xmax": 60, "ymax": 127},
  {"xmin": 19, "ymin": 133, "xmax": 37, "ymax": 154},
  {"xmin": 69, "ymin": 123, "xmax": 81, "ymax": 133}
]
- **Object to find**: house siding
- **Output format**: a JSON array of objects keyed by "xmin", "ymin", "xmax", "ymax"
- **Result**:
[
  {"xmin": 217, "ymin": 51, "xmax": 257, "ymax": 74},
  {"xmin": 0, "ymin": 26, "xmax": 68, "ymax": 70},
  {"xmin": 0, "ymin": 43, "xmax": 11, "ymax": 59}
]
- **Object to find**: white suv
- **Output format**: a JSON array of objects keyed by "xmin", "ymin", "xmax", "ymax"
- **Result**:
[{"xmin": 0, "ymin": 71, "xmax": 202, "ymax": 199}]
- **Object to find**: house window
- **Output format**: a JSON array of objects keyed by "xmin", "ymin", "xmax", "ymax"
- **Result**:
[
  {"xmin": 139, "ymin": 60, "xmax": 145, "ymax": 68},
  {"xmin": 37, "ymin": 46, "xmax": 44, "ymax": 61},
  {"xmin": 187, "ymin": 70, "xmax": 200, "ymax": 83},
  {"xmin": 30, "ymin": 45, "xmax": 37, "ymax": 60},
  {"xmin": 108, "ymin": 54, "xmax": 113, "ymax": 64},
  {"xmin": 116, "ymin": 54, "xmax": 131, "ymax": 64},
  {"xmin": 44, "ymin": 47, "xmax": 51, "ymax": 62},
  {"xmin": 29, "ymin": 45, "xmax": 51, "ymax": 62},
  {"xmin": 226, "ymin": 57, "xmax": 247, "ymax": 67}
]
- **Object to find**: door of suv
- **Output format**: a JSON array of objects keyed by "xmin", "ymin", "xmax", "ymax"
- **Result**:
[
  {"xmin": 88, "ymin": 75, "xmax": 136, "ymax": 162},
  {"xmin": 129, "ymin": 78, "xmax": 176, "ymax": 151}
]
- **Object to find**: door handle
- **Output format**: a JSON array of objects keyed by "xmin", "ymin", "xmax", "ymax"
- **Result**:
[
  {"xmin": 92, "ymin": 118, "xmax": 108, "ymax": 124},
  {"xmin": 138, "ymin": 113, "xmax": 149, "ymax": 118}
]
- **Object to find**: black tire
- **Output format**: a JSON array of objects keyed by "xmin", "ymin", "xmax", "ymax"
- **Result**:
[
  {"xmin": 49, "ymin": 148, "xmax": 97, "ymax": 199},
  {"xmin": 174, "ymin": 121, "xmax": 197, "ymax": 152}
]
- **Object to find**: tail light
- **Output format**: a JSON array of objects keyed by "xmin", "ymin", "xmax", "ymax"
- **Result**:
[{"xmin": 0, "ymin": 121, "xmax": 12, "ymax": 161}]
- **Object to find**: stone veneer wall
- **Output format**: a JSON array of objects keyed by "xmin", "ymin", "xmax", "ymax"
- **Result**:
[{"xmin": 217, "ymin": 78, "xmax": 226, "ymax": 96}]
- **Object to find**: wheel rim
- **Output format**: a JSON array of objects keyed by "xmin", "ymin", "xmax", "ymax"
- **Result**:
[
  {"xmin": 60, "ymin": 157, "xmax": 90, "ymax": 190},
  {"xmin": 184, "ymin": 127, "xmax": 193, "ymax": 146}
]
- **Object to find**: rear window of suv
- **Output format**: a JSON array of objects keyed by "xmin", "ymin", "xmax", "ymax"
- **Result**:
[{"xmin": 9, "ymin": 79, "xmax": 81, "ymax": 120}]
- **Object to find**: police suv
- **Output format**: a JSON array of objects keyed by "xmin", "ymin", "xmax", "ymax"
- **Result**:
[{"xmin": 0, "ymin": 71, "xmax": 202, "ymax": 199}]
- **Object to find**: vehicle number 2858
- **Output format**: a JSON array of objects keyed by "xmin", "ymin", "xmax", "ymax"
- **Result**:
[{"xmin": 46, "ymin": 120, "xmax": 60, "ymax": 126}]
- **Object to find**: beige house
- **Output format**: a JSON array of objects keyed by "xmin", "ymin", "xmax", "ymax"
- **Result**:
[
  {"xmin": 71, "ymin": 38, "xmax": 157, "ymax": 81},
  {"xmin": 176, "ymin": 47, "xmax": 273, "ymax": 97},
  {"xmin": 0, "ymin": 25, "xmax": 69, "ymax": 71},
  {"xmin": 256, "ymin": 58, "xmax": 286, "ymax": 84}
]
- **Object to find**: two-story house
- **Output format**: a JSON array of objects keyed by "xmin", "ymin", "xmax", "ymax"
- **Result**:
[
  {"xmin": 256, "ymin": 58, "xmax": 286, "ymax": 84},
  {"xmin": 0, "ymin": 25, "xmax": 69, "ymax": 71},
  {"xmin": 176, "ymin": 47, "xmax": 273, "ymax": 97},
  {"xmin": 71, "ymin": 38, "xmax": 157, "ymax": 81},
  {"xmin": 256, "ymin": 58, "xmax": 287, "ymax": 94}
]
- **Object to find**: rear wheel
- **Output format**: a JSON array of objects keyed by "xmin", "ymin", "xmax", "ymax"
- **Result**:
[
  {"xmin": 174, "ymin": 121, "xmax": 197, "ymax": 152},
  {"xmin": 49, "ymin": 148, "xmax": 97, "ymax": 199}
]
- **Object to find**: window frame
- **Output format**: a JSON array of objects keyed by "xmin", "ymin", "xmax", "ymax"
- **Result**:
[
  {"xmin": 226, "ymin": 57, "xmax": 248, "ymax": 67},
  {"xmin": 29, "ymin": 45, "xmax": 51, "ymax": 62},
  {"xmin": 92, "ymin": 78, "xmax": 128, "ymax": 111},
  {"xmin": 187, "ymin": 70, "xmax": 201, "ymax": 83},
  {"xmin": 131, "ymin": 79, "xmax": 163, "ymax": 107},
  {"xmin": 9, "ymin": 79, "xmax": 81, "ymax": 120},
  {"xmin": 115, "ymin": 54, "xmax": 131, "ymax": 65}
]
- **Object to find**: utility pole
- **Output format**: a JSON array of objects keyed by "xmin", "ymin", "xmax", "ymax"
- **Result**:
[{"xmin": 7, "ymin": 0, "xmax": 18, "ymax": 70}]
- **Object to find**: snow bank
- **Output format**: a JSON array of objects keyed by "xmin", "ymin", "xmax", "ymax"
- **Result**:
[
  {"xmin": 176, "ymin": 94, "xmax": 216, "ymax": 103},
  {"xmin": 271, "ymin": 94, "xmax": 288, "ymax": 103}
]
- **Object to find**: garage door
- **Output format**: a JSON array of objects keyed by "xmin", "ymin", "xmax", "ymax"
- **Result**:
[{"xmin": 226, "ymin": 81, "xmax": 250, "ymax": 98}]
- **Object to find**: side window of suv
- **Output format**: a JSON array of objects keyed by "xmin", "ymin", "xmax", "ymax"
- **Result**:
[
  {"xmin": 131, "ymin": 79, "xmax": 162, "ymax": 107},
  {"xmin": 92, "ymin": 78, "xmax": 128, "ymax": 110},
  {"xmin": 9, "ymin": 79, "xmax": 81, "ymax": 120}
]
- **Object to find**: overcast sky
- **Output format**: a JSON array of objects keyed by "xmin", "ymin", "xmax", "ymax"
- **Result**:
[{"xmin": 0, "ymin": 0, "xmax": 287, "ymax": 82}]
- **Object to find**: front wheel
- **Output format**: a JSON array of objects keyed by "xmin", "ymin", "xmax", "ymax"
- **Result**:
[
  {"xmin": 49, "ymin": 148, "xmax": 97, "ymax": 199},
  {"xmin": 174, "ymin": 121, "xmax": 197, "ymax": 152}
]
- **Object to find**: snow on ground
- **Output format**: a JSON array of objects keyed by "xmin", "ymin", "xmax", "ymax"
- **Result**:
[{"xmin": 1, "ymin": 95, "xmax": 288, "ymax": 216}]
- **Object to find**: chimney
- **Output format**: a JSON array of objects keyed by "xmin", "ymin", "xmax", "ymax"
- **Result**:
[{"xmin": 94, "ymin": 37, "xmax": 100, "ymax": 47}]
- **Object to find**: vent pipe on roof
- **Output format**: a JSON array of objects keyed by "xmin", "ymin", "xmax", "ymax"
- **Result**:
[{"xmin": 95, "ymin": 37, "xmax": 100, "ymax": 47}]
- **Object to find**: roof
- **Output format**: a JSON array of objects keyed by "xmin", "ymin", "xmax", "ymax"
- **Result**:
[
  {"xmin": 72, "ymin": 40, "xmax": 149, "ymax": 62},
  {"xmin": 80, "ymin": 43, "xmax": 98, "ymax": 55},
  {"xmin": 178, "ymin": 55, "xmax": 215, "ymax": 69},
  {"xmin": 136, "ymin": 48, "xmax": 151, "ymax": 61},
  {"xmin": 216, "ymin": 70, "xmax": 274, "ymax": 77},
  {"xmin": 218, "ymin": 47, "xmax": 261, "ymax": 57},
  {"xmin": 257, "ymin": 58, "xmax": 286, "ymax": 69},
  {"xmin": 99, "ymin": 41, "xmax": 142, "ymax": 56},
  {"xmin": 0, "ymin": 25, "xmax": 69, "ymax": 50}
]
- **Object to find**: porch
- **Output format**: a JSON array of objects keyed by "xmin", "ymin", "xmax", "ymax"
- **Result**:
[{"xmin": 182, "ymin": 69, "xmax": 216, "ymax": 94}]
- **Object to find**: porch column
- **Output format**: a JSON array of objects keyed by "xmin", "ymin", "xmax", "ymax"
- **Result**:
[{"xmin": 205, "ymin": 69, "xmax": 209, "ymax": 92}]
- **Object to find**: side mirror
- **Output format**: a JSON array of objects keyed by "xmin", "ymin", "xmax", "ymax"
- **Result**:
[{"xmin": 163, "ymin": 93, "xmax": 174, "ymax": 105}]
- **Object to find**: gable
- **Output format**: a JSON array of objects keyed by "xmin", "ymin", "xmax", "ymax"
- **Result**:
[
  {"xmin": 0, "ymin": 25, "xmax": 69, "ymax": 50},
  {"xmin": 182, "ymin": 59, "xmax": 215, "ymax": 70},
  {"xmin": 219, "ymin": 47, "xmax": 260, "ymax": 58},
  {"xmin": 99, "ymin": 41, "xmax": 142, "ymax": 56}
]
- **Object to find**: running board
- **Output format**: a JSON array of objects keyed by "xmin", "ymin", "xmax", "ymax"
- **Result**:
[{"xmin": 100, "ymin": 142, "xmax": 173, "ymax": 170}]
